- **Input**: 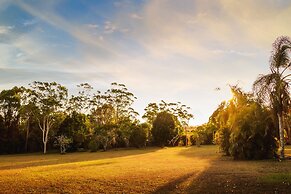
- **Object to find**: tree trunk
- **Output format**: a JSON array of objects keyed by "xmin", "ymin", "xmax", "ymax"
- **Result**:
[
  {"xmin": 286, "ymin": 118, "xmax": 291, "ymax": 145},
  {"xmin": 43, "ymin": 141, "xmax": 47, "ymax": 154},
  {"xmin": 185, "ymin": 127, "xmax": 188, "ymax": 147},
  {"xmin": 278, "ymin": 113, "xmax": 284, "ymax": 159}
]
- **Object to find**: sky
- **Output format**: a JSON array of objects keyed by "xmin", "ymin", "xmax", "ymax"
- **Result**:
[{"xmin": 0, "ymin": 0, "xmax": 290, "ymax": 125}]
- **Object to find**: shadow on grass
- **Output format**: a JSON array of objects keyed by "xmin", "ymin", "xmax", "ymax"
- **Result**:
[
  {"xmin": 152, "ymin": 172, "xmax": 197, "ymax": 194},
  {"xmin": 151, "ymin": 145, "xmax": 291, "ymax": 194},
  {"xmin": 0, "ymin": 147, "xmax": 160, "ymax": 170}
]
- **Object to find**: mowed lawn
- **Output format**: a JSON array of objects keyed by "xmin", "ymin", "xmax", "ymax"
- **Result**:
[{"xmin": 0, "ymin": 146, "xmax": 290, "ymax": 194}]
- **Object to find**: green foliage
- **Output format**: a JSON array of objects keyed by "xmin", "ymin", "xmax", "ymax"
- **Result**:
[
  {"xmin": 143, "ymin": 101, "xmax": 193, "ymax": 127},
  {"xmin": 152, "ymin": 111, "xmax": 177, "ymax": 147},
  {"xmin": 88, "ymin": 138, "xmax": 99, "ymax": 152},
  {"xmin": 0, "ymin": 87, "xmax": 22, "ymax": 153},
  {"xmin": 190, "ymin": 123, "xmax": 217, "ymax": 146},
  {"xmin": 213, "ymin": 86, "xmax": 278, "ymax": 159},
  {"xmin": 229, "ymin": 103, "xmax": 277, "ymax": 159},
  {"xmin": 130, "ymin": 123, "xmax": 148, "ymax": 148},
  {"xmin": 88, "ymin": 139, "xmax": 99, "ymax": 152},
  {"xmin": 54, "ymin": 135, "xmax": 72, "ymax": 154},
  {"xmin": 29, "ymin": 81, "xmax": 68, "ymax": 154},
  {"xmin": 214, "ymin": 127, "xmax": 231, "ymax": 155},
  {"xmin": 58, "ymin": 111, "xmax": 89, "ymax": 151}
]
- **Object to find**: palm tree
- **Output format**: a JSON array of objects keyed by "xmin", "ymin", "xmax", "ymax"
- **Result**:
[{"xmin": 253, "ymin": 36, "xmax": 291, "ymax": 159}]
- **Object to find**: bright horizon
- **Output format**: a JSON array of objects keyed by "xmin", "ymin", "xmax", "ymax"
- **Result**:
[{"xmin": 0, "ymin": 0, "xmax": 290, "ymax": 125}]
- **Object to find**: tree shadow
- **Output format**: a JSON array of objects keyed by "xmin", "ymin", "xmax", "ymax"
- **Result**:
[{"xmin": 0, "ymin": 147, "xmax": 160, "ymax": 170}]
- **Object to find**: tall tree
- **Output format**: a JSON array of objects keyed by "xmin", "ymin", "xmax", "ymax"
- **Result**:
[
  {"xmin": 253, "ymin": 36, "xmax": 291, "ymax": 159},
  {"xmin": 67, "ymin": 83, "xmax": 93, "ymax": 114},
  {"xmin": 29, "ymin": 81, "xmax": 68, "ymax": 154},
  {"xmin": 0, "ymin": 87, "xmax": 22, "ymax": 153}
]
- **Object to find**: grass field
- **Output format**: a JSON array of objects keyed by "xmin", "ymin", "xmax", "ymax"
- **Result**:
[{"xmin": 0, "ymin": 146, "xmax": 290, "ymax": 194}]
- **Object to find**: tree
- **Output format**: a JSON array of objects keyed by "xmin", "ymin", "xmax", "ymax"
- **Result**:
[
  {"xmin": 143, "ymin": 100, "xmax": 193, "ymax": 146},
  {"xmin": 0, "ymin": 87, "xmax": 22, "ymax": 153},
  {"xmin": 104, "ymin": 82, "xmax": 138, "ymax": 122},
  {"xmin": 19, "ymin": 87, "xmax": 39, "ymax": 152},
  {"xmin": 90, "ymin": 82, "xmax": 138, "ymax": 150},
  {"xmin": 58, "ymin": 111, "xmax": 89, "ymax": 151},
  {"xmin": 253, "ymin": 36, "xmax": 291, "ymax": 159},
  {"xmin": 67, "ymin": 83, "xmax": 93, "ymax": 114},
  {"xmin": 54, "ymin": 135, "xmax": 72, "ymax": 154},
  {"xmin": 152, "ymin": 111, "xmax": 177, "ymax": 147},
  {"xmin": 129, "ymin": 123, "xmax": 148, "ymax": 148},
  {"xmin": 213, "ymin": 86, "xmax": 278, "ymax": 159},
  {"xmin": 29, "ymin": 81, "xmax": 68, "ymax": 154}
]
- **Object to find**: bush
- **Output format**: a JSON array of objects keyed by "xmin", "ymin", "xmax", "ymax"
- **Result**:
[
  {"xmin": 152, "ymin": 112, "xmax": 177, "ymax": 147},
  {"xmin": 88, "ymin": 139, "xmax": 99, "ymax": 152},
  {"xmin": 214, "ymin": 127, "xmax": 231, "ymax": 155},
  {"xmin": 54, "ymin": 135, "xmax": 72, "ymax": 154},
  {"xmin": 213, "ymin": 87, "xmax": 278, "ymax": 159},
  {"xmin": 130, "ymin": 124, "xmax": 148, "ymax": 148},
  {"xmin": 229, "ymin": 104, "xmax": 277, "ymax": 159}
]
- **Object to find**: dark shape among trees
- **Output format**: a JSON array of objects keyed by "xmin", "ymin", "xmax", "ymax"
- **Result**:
[{"xmin": 152, "ymin": 111, "xmax": 177, "ymax": 147}]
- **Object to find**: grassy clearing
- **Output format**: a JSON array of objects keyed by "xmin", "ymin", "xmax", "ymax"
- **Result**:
[{"xmin": 0, "ymin": 146, "xmax": 290, "ymax": 193}]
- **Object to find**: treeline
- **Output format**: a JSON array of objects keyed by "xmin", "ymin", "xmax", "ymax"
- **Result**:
[{"xmin": 0, "ymin": 82, "xmax": 196, "ymax": 154}]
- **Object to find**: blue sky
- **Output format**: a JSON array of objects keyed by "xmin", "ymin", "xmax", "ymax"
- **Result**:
[{"xmin": 0, "ymin": 0, "xmax": 290, "ymax": 125}]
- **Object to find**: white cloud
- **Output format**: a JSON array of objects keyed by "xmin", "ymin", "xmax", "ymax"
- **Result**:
[
  {"xmin": 104, "ymin": 21, "xmax": 117, "ymax": 33},
  {"xmin": 130, "ymin": 13, "xmax": 143, "ymax": 20},
  {"xmin": 23, "ymin": 19, "xmax": 38, "ymax": 26},
  {"xmin": 0, "ymin": 25, "xmax": 14, "ymax": 34},
  {"xmin": 86, "ymin": 23, "xmax": 99, "ymax": 29}
]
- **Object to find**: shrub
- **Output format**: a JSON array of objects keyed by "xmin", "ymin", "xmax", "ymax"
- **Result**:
[
  {"xmin": 152, "ymin": 112, "xmax": 177, "ymax": 147},
  {"xmin": 213, "ymin": 87, "xmax": 278, "ymax": 159},
  {"xmin": 214, "ymin": 127, "xmax": 231, "ymax": 155},
  {"xmin": 229, "ymin": 104, "xmax": 277, "ymax": 159},
  {"xmin": 130, "ymin": 124, "xmax": 148, "ymax": 148},
  {"xmin": 54, "ymin": 135, "xmax": 72, "ymax": 154},
  {"xmin": 88, "ymin": 139, "xmax": 99, "ymax": 152}
]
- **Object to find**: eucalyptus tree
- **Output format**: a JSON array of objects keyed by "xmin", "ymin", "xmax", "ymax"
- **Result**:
[
  {"xmin": 143, "ymin": 100, "xmax": 193, "ymax": 126},
  {"xmin": 19, "ymin": 87, "xmax": 39, "ymax": 152},
  {"xmin": 143, "ymin": 100, "xmax": 193, "ymax": 145},
  {"xmin": 253, "ymin": 36, "xmax": 291, "ymax": 159},
  {"xmin": 105, "ymin": 82, "xmax": 138, "ymax": 121},
  {"xmin": 67, "ymin": 83, "xmax": 93, "ymax": 114},
  {"xmin": 29, "ymin": 81, "xmax": 68, "ymax": 154},
  {"xmin": 89, "ymin": 82, "xmax": 138, "ymax": 149}
]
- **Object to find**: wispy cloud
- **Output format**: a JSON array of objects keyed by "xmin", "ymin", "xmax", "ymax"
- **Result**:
[
  {"xmin": 130, "ymin": 13, "xmax": 143, "ymax": 20},
  {"xmin": 23, "ymin": 19, "xmax": 38, "ymax": 26},
  {"xmin": 86, "ymin": 23, "xmax": 99, "ymax": 29},
  {"xmin": 13, "ymin": 0, "xmax": 120, "ymax": 58},
  {"xmin": 104, "ymin": 21, "xmax": 117, "ymax": 33},
  {"xmin": 0, "ymin": 25, "xmax": 14, "ymax": 34}
]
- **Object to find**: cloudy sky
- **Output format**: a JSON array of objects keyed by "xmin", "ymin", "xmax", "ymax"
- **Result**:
[{"xmin": 0, "ymin": 0, "xmax": 290, "ymax": 125}]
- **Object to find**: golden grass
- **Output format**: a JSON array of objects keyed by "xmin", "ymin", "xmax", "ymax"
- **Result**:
[{"xmin": 0, "ymin": 145, "xmax": 290, "ymax": 193}]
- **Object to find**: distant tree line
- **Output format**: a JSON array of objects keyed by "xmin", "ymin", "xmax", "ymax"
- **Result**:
[{"xmin": 0, "ymin": 82, "xmax": 195, "ymax": 154}]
